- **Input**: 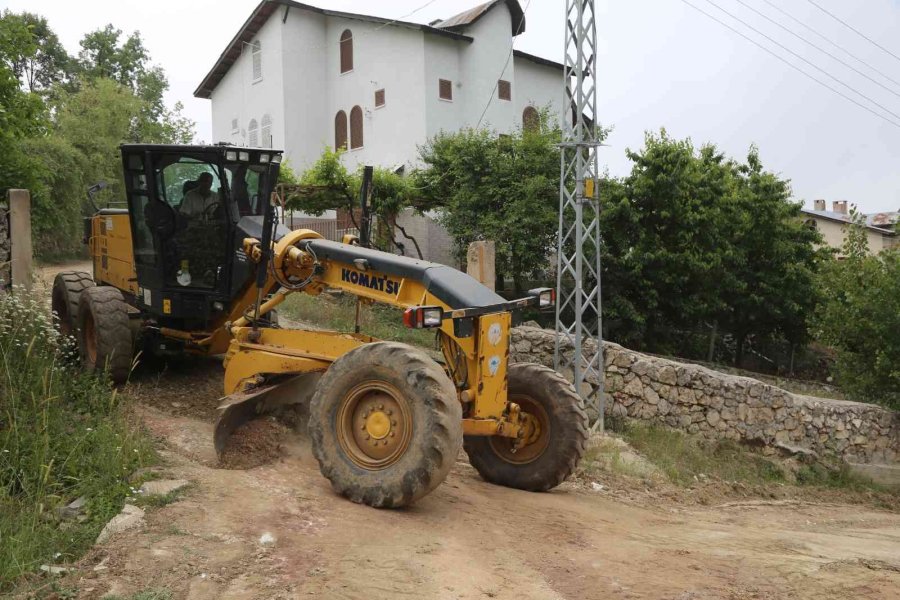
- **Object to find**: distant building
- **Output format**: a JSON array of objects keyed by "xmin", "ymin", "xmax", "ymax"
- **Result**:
[
  {"xmin": 802, "ymin": 200, "xmax": 898, "ymax": 256},
  {"xmin": 194, "ymin": 0, "xmax": 563, "ymax": 172}
]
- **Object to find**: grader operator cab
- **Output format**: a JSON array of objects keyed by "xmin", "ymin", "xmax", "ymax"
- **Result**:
[{"xmin": 52, "ymin": 143, "xmax": 588, "ymax": 508}]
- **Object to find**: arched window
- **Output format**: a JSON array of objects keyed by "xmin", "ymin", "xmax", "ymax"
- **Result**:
[
  {"xmin": 349, "ymin": 105, "xmax": 363, "ymax": 149},
  {"xmin": 248, "ymin": 118, "xmax": 259, "ymax": 147},
  {"xmin": 335, "ymin": 110, "xmax": 348, "ymax": 150},
  {"xmin": 261, "ymin": 114, "xmax": 272, "ymax": 148},
  {"xmin": 340, "ymin": 30, "xmax": 353, "ymax": 73},
  {"xmin": 251, "ymin": 40, "xmax": 262, "ymax": 81},
  {"xmin": 523, "ymin": 106, "xmax": 539, "ymax": 131}
]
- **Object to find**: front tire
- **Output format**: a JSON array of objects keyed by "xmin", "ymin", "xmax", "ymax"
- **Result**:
[
  {"xmin": 51, "ymin": 271, "xmax": 95, "ymax": 339},
  {"xmin": 77, "ymin": 286, "xmax": 133, "ymax": 384},
  {"xmin": 309, "ymin": 341, "xmax": 462, "ymax": 508},
  {"xmin": 464, "ymin": 363, "xmax": 588, "ymax": 491}
]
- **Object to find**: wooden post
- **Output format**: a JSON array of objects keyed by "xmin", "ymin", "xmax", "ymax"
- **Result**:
[
  {"xmin": 8, "ymin": 189, "xmax": 33, "ymax": 291},
  {"xmin": 466, "ymin": 241, "xmax": 495, "ymax": 291}
]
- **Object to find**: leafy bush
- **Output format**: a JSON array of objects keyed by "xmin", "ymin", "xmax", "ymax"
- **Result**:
[
  {"xmin": 816, "ymin": 216, "xmax": 900, "ymax": 409},
  {"xmin": 0, "ymin": 288, "xmax": 153, "ymax": 589}
]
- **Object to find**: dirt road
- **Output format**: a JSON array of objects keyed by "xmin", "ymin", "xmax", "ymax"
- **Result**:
[
  {"xmin": 35, "ymin": 265, "xmax": 900, "ymax": 599},
  {"xmin": 55, "ymin": 357, "xmax": 895, "ymax": 600}
]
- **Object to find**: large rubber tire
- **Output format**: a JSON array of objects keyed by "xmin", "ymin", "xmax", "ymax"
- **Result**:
[
  {"xmin": 51, "ymin": 271, "xmax": 95, "ymax": 339},
  {"xmin": 77, "ymin": 286, "xmax": 133, "ymax": 384},
  {"xmin": 309, "ymin": 341, "xmax": 462, "ymax": 508},
  {"xmin": 464, "ymin": 363, "xmax": 588, "ymax": 492}
]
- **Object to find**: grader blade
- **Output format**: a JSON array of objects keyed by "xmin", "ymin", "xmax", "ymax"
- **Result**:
[{"xmin": 214, "ymin": 373, "xmax": 322, "ymax": 457}]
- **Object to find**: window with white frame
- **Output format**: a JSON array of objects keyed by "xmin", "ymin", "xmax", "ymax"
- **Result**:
[
  {"xmin": 251, "ymin": 40, "xmax": 262, "ymax": 81},
  {"xmin": 248, "ymin": 118, "xmax": 259, "ymax": 147},
  {"xmin": 261, "ymin": 114, "xmax": 272, "ymax": 148}
]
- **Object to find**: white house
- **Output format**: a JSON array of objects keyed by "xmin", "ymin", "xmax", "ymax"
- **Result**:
[
  {"xmin": 802, "ymin": 200, "xmax": 898, "ymax": 256},
  {"xmin": 194, "ymin": 0, "xmax": 564, "ymax": 172}
]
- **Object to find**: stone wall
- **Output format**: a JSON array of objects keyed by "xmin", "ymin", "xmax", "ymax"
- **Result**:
[
  {"xmin": 0, "ymin": 198, "xmax": 9, "ymax": 290},
  {"xmin": 510, "ymin": 326, "xmax": 900, "ymax": 466}
]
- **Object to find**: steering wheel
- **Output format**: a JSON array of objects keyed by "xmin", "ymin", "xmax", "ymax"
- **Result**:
[{"xmin": 203, "ymin": 202, "xmax": 222, "ymax": 221}]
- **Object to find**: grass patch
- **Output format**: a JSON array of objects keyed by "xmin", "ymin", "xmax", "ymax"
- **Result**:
[
  {"xmin": 620, "ymin": 422, "xmax": 786, "ymax": 487},
  {"xmin": 133, "ymin": 486, "xmax": 190, "ymax": 509},
  {"xmin": 280, "ymin": 292, "xmax": 436, "ymax": 348},
  {"xmin": 0, "ymin": 290, "xmax": 154, "ymax": 591}
]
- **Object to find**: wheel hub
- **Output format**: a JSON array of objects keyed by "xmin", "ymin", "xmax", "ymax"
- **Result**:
[
  {"xmin": 365, "ymin": 410, "xmax": 391, "ymax": 439},
  {"xmin": 338, "ymin": 384, "xmax": 412, "ymax": 470},
  {"xmin": 490, "ymin": 395, "xmax": 551, "ymax": 465}
]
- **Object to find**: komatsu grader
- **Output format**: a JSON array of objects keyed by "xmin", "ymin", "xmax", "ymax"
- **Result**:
[{"xmin": 52, "ymin": 144, "xmax": 588, "ymax": 508}]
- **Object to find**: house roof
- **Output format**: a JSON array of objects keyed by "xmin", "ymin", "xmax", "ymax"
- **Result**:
[
  {"xmin": 194, "ymin": 0, "xmax": 474, "ymax": 99},
  {"xmin": 514, "ymin": 49, "xmax": 564, "ymax": 71},
  {"xmin": 434, "ymin": 0, "xmax": 526, "ymax": 36},
  {"xmin": 801, "ymin": 208, "xmax": 898, "ymax": 235}
]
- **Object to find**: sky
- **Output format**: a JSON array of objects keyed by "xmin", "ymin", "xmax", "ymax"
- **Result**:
[{"xmin": 4, "ymin": 0, "xmax": 900, "ymax": 212}]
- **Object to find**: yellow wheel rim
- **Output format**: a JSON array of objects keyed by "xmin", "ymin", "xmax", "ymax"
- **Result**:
[
  {"xmin": 336, "ymin": 381, "xmax": 413, "ymax": 470},
  {"xmin": 490, "ymin": 395, "xmax": 551, "ymax": 465}
]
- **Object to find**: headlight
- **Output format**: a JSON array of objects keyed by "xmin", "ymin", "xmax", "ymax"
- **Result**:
[
  {"xmin": 260, "ymin": 153, "xmax": 270, "ymax": 163},
  {"xmin": 225, "ymin": 150, "xmax": 237, "ymax": 161},
  {"xmin": 403, "ymin": 306, "xmax": 444, "ymax": 329},
  {"xmin": 239, "ymin": 151, "xmax": 250, "ymax": 161},
  {"xmin": 528, "ymin": 287, "xmax": 556, "ymax": 308},
  {"xmin": 271, "ymin": 154, "xmax": 283, "ymax": 164}
]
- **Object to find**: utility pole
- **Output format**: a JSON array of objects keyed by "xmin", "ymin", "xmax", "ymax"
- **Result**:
[{"xmin": 555, "ymin": 0, "xmax": 605, "ymax": 431}]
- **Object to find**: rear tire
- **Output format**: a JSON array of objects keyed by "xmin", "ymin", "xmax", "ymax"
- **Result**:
[
  {"xmin": 309, "ymin": 341, "xmax": 462, "ymax": 508},
  {"xmin": 464, "ymin": 363, "xmax": 588, "ymax": 491},
  {"xmin": 51, "ymin": 271, "xmax": 95, "ymax": 339},
  {"xmin": 77, "ymin": 286, "xmax": 133, "ymax": 384}
]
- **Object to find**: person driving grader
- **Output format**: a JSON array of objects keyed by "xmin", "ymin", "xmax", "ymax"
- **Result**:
[{"xmin": 54, "ymin": 143, "xmax": 588, "ymax": 509}]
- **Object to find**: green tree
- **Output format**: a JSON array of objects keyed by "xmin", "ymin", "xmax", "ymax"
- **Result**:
[
  {"xmin": 599, "ymin": 130, "xmax": 737, "ymax": 351},
  {"xmin": 719, "ymin": 147, "xmax": 824, "ymax": 365},
  {"xmin": 414, "ymin": 116, "xmax": 566, "ymax": 292},
  {"xmin": 286, "ymin": 148, "xmax": 421, "ymax": 255},
  {"xmin": 0, "ymin": 10, "xmax": 73, "ymax": 93},
  {"xmin": 0, "ymin": 14, "xmax": 46, "ymax": 196},
  {"xmin": 599, "ymin": 132, "xmax": 823, "ymax": 366},
  {"xmin": 77, "ymin": 25, "xmax": 194, "ymax": 143},
  {"xmin": 815, "ymin": 213, "xmax": 900, "ymax": 408}
]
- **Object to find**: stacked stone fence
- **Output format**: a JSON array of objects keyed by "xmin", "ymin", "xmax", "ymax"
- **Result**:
[
  {"xmin": 510, "ymin": 326, "xmax": 899, "ymax": 466},
  {"xmin": 0, "ymin": 197, "xmax": 10, "ymax": 290}
]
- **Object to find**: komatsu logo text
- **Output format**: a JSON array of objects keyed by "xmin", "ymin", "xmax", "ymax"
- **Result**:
[{"xmin": 341, "ymin": 268, "xmax": 400, "ymax": 295}]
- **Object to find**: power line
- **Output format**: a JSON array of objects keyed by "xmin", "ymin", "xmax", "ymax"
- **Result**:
[
  {"xmin": 700, "ymin": 0, "xmax": 900, "ymax": 123},
  {"xmin": 678, "ymin": 0, "xmax": 900, "ymax": 130},
  {"xmin": 805, "ymin": 0, "xmax": 900, "ymax": 65},
  {"xmin": 732, "ymin": 0, "xmax": 900, "ymax": 99},
  {"xmin": 475, "ymin": 0, "xmax": 533, "ymax": 128},
  {"xmin": 759, "ymin": 0, "xmax": 900, "ymax": 90},
  {"xmin": 704, "ymin": 0, "xmax": 900, "ymax": 125}
]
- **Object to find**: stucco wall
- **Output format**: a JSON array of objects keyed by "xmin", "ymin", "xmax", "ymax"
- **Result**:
[
  {"xmin": 513, "ymin": 56, "xmax": 562, "ymax": 127},
  {"xmin": 813, "ymin": 217, "xmax": 893, "ymax": 255},
  {"xmin": 281, "ymin": 10, "xmax": 328, "ymax": 170},
  {"xmin": 326, "ymin": 18, "xmax": 428, "ymax": 173},
  {"xmin": 210, "ymin": 14, "xmax": 285, "ymax": 148},
  {"xmin": 458, "ymin": 5, "xmax": 515, "ymax": 131},
  {"xmin": 206, "ymin": 3, "xmax": 564, "ymax": 171},
  {"xmin": 424, "ymin": 35, "xmax": 463, "ymax": 138},
  {"xmin": 510, "ymin": 326, "xmax": 900, "ymax": 466},
  {"xmin": 393, "ymin": 208, "xmax": 458, "ymax": 267}
]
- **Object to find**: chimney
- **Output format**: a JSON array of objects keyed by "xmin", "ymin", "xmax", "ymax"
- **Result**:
[
  {"xmin": 813, "ymin": 199, "xmax": 826, "ymax": 211},
  {"xmin": 833, "ymin": 200, "xmax": 848, "ymax": 214}
]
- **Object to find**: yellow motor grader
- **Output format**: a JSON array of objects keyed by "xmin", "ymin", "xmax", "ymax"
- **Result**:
[{"xmin": 52, "ymin": 144, "xmax": 588, "ymax": 507}]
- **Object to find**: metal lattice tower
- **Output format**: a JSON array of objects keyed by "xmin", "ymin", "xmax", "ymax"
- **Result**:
[{"xmin": 555, "ymin": 0, "xmax": 604, "ymax": 430}]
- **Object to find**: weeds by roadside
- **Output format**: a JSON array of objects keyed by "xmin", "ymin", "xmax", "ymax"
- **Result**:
[
  {"xmin": 580, "ymin": 420, "xmax": 897, "ymax": 510},
  {"xmin": 0, "ymin": 288, "xmax": 154, "ymax": 591}
]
